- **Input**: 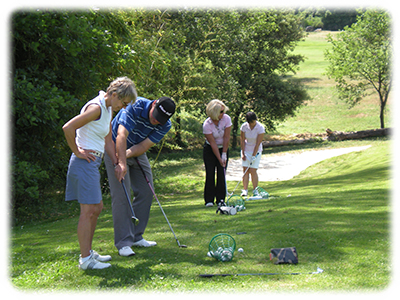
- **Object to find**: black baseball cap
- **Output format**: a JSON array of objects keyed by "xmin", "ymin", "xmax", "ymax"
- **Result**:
[{"xmin": 153, "ymin": 97, "xmax": 176, "ymax": 125}]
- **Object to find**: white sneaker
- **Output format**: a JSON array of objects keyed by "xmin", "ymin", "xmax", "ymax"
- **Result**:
[
  {"xmin": 79, "ymin": 254, "xmax": 111, "ymax": 270},
  {"xmin": 205, "ymin": 202, "xmax": 214, "ymax": 207},
  {"xmin": 132, "ymin": 239, "xmax": 157, "ymax": 247},
  {"xmin": 118, "ymin": 246, "xmax": 136, "ymax": 257},
  {"xmin": 91, "ymin": 250, "xmax": 112, "ymax": 262},
  {"xmin": 241, "ymin": 190, "xmax": 248, "ymax": 197}
]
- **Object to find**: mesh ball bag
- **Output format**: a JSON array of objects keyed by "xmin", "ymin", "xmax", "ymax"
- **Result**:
[
  {"xmin": 226, "ymin": 195, "xmax": 246, "ymax": 211},
  {"xmin": 255, "ymin": 186, "xmax": 269, "ymax": 198},
  {"xmin": 208, "ymin": 233, "xmax": 236, "ymax": 262}
]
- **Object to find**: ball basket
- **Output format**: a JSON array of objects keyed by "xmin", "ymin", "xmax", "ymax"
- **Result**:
[
  {"xmin": 208, "ymin": 233, "xmax": 236, "ymax": 262},
  {"xmin": 226, "ymin": 195, "xmax": 246, "ymax": 212}
]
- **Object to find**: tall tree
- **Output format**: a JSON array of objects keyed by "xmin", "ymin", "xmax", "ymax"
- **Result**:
[
  {"xmin": 207, "ymin": 9, "xmax": 309, "ymax": 146},
  {"xmin": 325, "ymin": 9, "xmax": 391, "ymax": 129},
  {"xmin": 11, "ymin": 9, "xmax": 138, "ymax": 220}
]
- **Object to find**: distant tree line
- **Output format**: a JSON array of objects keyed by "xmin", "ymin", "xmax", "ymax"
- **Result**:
[{"xmin": 296, "ymin": 8, "xmax": 361, "ymax": 31}]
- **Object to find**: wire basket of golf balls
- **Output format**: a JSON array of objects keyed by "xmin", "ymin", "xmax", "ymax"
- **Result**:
[
  {"xmin": 255, "ymin": 186, "xmax": 269, "ymax": 198},
  {"xmin": 208, "ymin": 233, "xmax": 236, "ymax": 262},
  {"xmin": 227, "ymin": 195, "xmax": 246, "ymax": 212}
]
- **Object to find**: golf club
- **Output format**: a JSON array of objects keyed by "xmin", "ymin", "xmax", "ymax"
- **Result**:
[
  {"xmin": 121, "ymin": 179, "xmax": 140, "ymax": 226},
  {"xmin": 135, "ymin": 157, "xmax": 187, "ymax": 248},
  {"xmin": 199, "ymin": 267, "xmax": 324, "ymax": 278},
  {"xmin": 226, "ymin": 153, "xmax": 258, "ymax": 196}
]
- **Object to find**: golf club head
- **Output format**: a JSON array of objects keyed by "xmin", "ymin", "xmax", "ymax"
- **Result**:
[
  {"xmin": 131, "ymin": 216, "xmax": 139, "ymax": 226},
  {"xmin": 179, "ymin": 244, "xmax": 188, "ymax": 248}
]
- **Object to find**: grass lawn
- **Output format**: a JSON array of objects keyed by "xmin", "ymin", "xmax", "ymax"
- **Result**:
[
  {"xmin": 276, "ymin": 31, "xmax": 392, "ymax": 134},
  {"xmin": 8, "ymin": 31, "xmax": 393, "ymax": 295},
  {"xmin": 9, "ymin": 138, "xmax": 391, "ymax": 293}
]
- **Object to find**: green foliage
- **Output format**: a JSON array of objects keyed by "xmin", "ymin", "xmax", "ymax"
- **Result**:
[
  {"xmin": 12, "ymin": 70, "xmax": 79, "ymax": 222},
  {"xmin": 11, "ymin": 9, "xmax": 138, "ymax": 223},
  {"xmin": 297, "ymin": 8, "xmax": 360, "ymax": 31},
  {"xmin": 11, "ymin": 8, "xmax": 312, "ymax": 223},
  {"xmin": 206, "ymin": 9, "xmax": 309, "ymax": 145},
  {"xmin": 325, "ymin": 9, "xmax": 392, "ymax": 128},
  {"xmin": 321, "ymin": 9, "xmax": 360, "ymax": 31},
  {"xmin": 12, "ymin": 10, "xmax": 136, "ymax": 98}
]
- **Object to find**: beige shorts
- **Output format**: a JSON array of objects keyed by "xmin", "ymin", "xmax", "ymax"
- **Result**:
[{"xmin": 242, "ymin": 152, "xmax": 262, "ymax": 169}]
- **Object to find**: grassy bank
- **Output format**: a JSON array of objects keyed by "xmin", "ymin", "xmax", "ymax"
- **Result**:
[{"xmin": 10, "ymin": 138, "xmax": 391, "ymax": 292}]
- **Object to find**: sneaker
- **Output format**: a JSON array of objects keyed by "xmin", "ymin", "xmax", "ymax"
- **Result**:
[
  {"xmin": 241, "ymin": 190, "xmax": 248, "ymax": 197},
  {"xmin": 118, "ymin": 246, "xmax": 136, "ymax": 257},
  {"xmin": 91, "ymin": 250, "xmax": 112, "ymax": 262},
  {"xmin": 132, "ymin": 239, "xmax": 157, "ymax": 247},
  {"xmin": 205, "ymin": 202, "xmax": 214, "ymax": 207},
  {"xmin": 79, "ymin": 254, "xmax": 111, "ymax": 270},
  {"xmin": 217, "ymin": 199, "xmax": 225, "ymax": 207}
]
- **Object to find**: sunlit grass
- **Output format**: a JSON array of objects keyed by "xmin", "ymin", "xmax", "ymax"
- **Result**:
[{"xmin": 10, "ymin": 138, "xmax": 391, "ymax": 292}]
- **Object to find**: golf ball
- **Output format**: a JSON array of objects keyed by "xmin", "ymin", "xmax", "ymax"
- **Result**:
[
  {"xmin": 220, "ymin": 250, "xmax": 233, "ymax": 261},
  {"xmin": 238, "ymin": 248, "xmax": 244, "ymax": 252}
]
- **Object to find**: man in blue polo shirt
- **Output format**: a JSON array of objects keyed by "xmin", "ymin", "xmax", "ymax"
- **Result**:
[{"xmin": 104, "ymin": 96, "xmax": 176, "ymax": 257}]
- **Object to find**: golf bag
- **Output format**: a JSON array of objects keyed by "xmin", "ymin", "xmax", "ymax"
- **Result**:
[
  {"xmin": 270, "ymin": 247, "xmax": 298, "ymax": 265},
  {"xmin": 216, "ymin": 206, "xmax": 237, "ymax": 215}
]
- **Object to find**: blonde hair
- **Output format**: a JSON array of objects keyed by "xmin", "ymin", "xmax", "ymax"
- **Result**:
[
  {"xmin": 206, "ymin": 99, "xmax": 229, "ymax": 121},
  {"xmin": 106, "ymin": 77, "xmax": 137, "ymax": 103}
]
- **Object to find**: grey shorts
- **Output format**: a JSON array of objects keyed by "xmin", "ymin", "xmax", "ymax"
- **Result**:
[{"xmin": 65, "ymin": 153, "xmax": 102, "ymax": 205}]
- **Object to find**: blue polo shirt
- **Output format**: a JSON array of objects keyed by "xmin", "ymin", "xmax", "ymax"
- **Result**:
[{"xmin": 111, "ymin": 97, "xmax": 171, "ymax": 149}]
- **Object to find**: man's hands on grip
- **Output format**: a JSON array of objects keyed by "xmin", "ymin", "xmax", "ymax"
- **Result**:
[{"xmin": 114, "ymin": 162, "xmax": 127, "ymax": 182}]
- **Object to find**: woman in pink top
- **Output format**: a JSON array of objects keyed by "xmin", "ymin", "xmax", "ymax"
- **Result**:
[
  {"xmin": 240, "ymin": 111, "xmax": 265, "ymax": 197},
  {"xmin": 202, "ymin": 99, "xmax": 232, "ymax": 206}
]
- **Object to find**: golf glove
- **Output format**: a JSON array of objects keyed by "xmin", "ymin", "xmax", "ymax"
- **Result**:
[{"xmin": 221, "ymin": 152, "xmax": 227, "ymax": 163}]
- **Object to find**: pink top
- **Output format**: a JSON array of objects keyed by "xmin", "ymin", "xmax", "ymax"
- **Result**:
[
  {"xmin": 203, "ymin": 114, "xmax": 232, "ymax": 147},
  {"xmin": 240, "ymin": 121, "xmax": 265, "ymax": 153}
]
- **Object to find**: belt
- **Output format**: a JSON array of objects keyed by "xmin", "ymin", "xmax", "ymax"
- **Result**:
[
  {"xmin": 92, "ymin": 150, "xmax": 104, "ymax": 159},
  {"xmin": 204, "ymin": 141, "xmax": 223, "ymax": 148}
]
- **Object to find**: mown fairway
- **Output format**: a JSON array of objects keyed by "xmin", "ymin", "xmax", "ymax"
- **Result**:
[
  {"xmin": 276, "ymin": 31, "xmax": 391, "ymax": 134},
  {"xmin": 10, "ymin": 139, "xmax": 390, "ymax": 292},
  {"xmin": 9, "ymin": 31, "xmax": 392, "ymax": 294}
]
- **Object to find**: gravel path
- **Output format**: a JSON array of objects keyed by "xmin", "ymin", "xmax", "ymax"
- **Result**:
[{"xmin": 225, "ymin": 145, "xmax": 371, "ymax": 182}]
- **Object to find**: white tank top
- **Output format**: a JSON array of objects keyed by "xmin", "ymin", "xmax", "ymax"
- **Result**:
[{"xmin": 76, "ymin": 91, "xmax": 112, "ymax": 153}]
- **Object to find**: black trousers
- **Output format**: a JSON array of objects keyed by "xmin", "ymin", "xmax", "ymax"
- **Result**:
[{"xmin": 203, "ymin": 143, "xmax": 229, "ymax": 205}]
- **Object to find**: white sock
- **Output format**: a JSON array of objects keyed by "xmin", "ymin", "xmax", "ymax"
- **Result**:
[{"xmin": 80, "ymin": 254, "xmax": 91, "ymax": 263}]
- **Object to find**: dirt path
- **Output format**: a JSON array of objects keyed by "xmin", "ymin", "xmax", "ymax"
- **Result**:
[{"xmin": 225, "ymin": 145, "xmax": 371, "ymax": 182}]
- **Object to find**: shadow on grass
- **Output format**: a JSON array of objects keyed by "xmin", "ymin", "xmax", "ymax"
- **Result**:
[{"xmin": 10, "ymin": 139, "xmax": 390, "ymax": 290}]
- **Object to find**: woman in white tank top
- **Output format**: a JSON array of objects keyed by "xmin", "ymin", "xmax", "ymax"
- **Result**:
[{"xmin": 62, "ymin": 77, "xmax": 137, "ymax": 270}]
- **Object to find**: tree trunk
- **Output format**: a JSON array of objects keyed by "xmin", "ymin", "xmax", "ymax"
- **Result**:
[
  {"xmin": 231, "ymin": 114, "xmax": 239, "ymax": 149},
  {"xmin": 326, "ymin": 128, "xmax": 390, "ymax": 141},
  {"xmin": 174, "ymin": 106, "xmax": 186, "ymax": 148},
  {"xmin": 379, "ymin": 92, "xmax": 387, "ymax": 129},
  {"xmin": 262, "ymin": 128, "xmax": 390, "ymax": 148}
]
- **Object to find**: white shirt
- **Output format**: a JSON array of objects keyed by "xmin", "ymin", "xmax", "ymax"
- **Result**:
[
  {"xmin": 76, "ymin": 91, "xmax": 112, "ymax": 153},
  {"xmin": 240, "ymin": 121, "xmax": 265, "ymax": 153}
]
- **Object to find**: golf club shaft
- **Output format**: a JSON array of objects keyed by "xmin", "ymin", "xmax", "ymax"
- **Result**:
[
  {"xmin": 134, "ymin": 157, "xmax": 186, "ymax": 248},
  {"xmin": 229, "ymin": 163, "xmax": 251, "ymax": 196},
  {"xmin": 199, "ymin": 268, "xmax": 323, "ymax": 278},
  {"xmin": 121, "ymin": 179, "xmax": 139, "ymax": 225},
  {"xmin": 228, "ymin": 153, "xmax": 259, "ymax": 196}
]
